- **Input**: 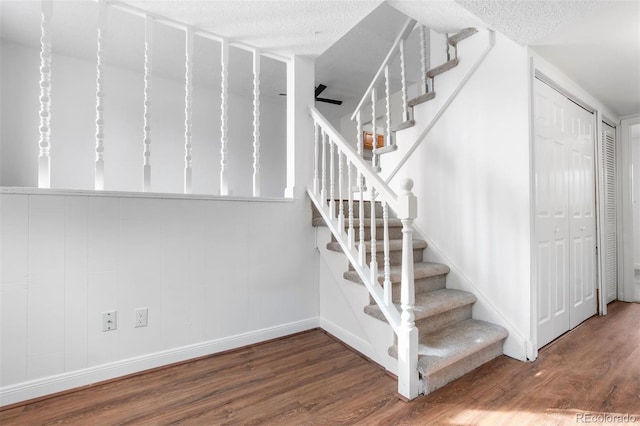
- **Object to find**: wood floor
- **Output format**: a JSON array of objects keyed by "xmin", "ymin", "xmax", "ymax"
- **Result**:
[{"xmin": 2, "ymin": 301, "xmax": 639, "ymax": 425}]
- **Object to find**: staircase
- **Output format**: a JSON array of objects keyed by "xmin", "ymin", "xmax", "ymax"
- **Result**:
[
  {"xmin": 307, "ymin": 21, "xmax": 506, "ymax": 399},
  {"xmin": 312, "ymin": 201, "xmax": 507, "ymax": 395}
]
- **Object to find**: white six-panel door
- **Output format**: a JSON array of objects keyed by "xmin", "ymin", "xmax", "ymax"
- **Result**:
[{"xmin": 534, "ymin": 79, "xmax": 597, "ymax": 348}]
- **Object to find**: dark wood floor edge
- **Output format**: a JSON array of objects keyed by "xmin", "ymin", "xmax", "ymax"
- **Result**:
[{"xmin": 0, "ymin": 328, "xmax": 320, "ymax": 412}]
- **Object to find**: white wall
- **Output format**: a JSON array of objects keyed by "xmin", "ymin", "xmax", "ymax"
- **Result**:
[
  {"xmin": 0, "ymin": 40, "xmax": 287, "ymax": 197},
  {"xmin": 621, "ymin": 116, "xmax": 640, "ymax": 302},
  {"xmin": 0, "ymin": 191, "xmax": 319, "ymax": 405}
]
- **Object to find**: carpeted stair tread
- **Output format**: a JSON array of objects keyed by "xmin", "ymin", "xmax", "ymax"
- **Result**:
[
  {"xmin": 393, "ymin": 120, "xmax": 416, "ymax": 132},
  {"xmin": 389, "ymin": 319, "xmax": 508, "ymax": 376},
  {"xmin": 343, "ymin": 261, "xmax": 449, "ymax": 285},
  {"xmin": 427, "ymin": 58, "xmax": 459, "ymax": 79},
  {"xmin": 407, "ymin": 91, "xmax": 436, "ymax": 108},
  {"xmin": 364, "ymin": 288, "xmax": 475, "ymax": 323},
  {"xmin": 312, "ymin": 217, "xmax": 403, "ymax": 228},
  {"xmin": 448, "ymin": 28, "xmax": 478, "ymax": 47},
  {"xmin": 326, "ymin": 238, "xmax": 427, "ymax": 254}
]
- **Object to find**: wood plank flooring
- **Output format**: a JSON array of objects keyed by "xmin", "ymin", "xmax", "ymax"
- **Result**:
[{"xmin": 2, "ymin": 301, "xmax": 639, "ymax": 425}]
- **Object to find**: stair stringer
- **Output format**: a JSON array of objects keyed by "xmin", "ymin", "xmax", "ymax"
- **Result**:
[{"xmin": 316, "ymin": 226, "xmax": 397, "ymax": 373}]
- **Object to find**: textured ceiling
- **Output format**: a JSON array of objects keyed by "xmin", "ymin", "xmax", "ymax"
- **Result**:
[
  {"xmin": 1, "ymin": 0, "xmax": 638, "ymax": 117},
  {"xmin": 456, "ymin": 0, "xmax": 640, "ymax": 117},
  {"xmin": 120, "ymin": 0, "xmax": 384, "ymax": 58},
  {"xmin": 455, "ymin": 0, "xmax": 604, "ymax": 45},
  {"xmin": 389, "ymin": 0, "xmax": 486, "ymax": 33}
]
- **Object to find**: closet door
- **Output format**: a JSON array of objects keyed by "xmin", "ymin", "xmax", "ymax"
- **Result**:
[
  {"xmin": 534, "ymin": 79, "xmax": 570, "ymax": 348},
  {"xmin": 534, "ymin": 78, "xmax": 598, "ymax": 347},
  {"xmin": 602, "ymin": 123, "xmax": 618, "ymax": 303},
  {"xmin": 567, "ymin": 102, "xmax": 597, "ymax": 328}
]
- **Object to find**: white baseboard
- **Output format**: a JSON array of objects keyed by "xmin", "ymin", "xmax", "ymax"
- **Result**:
[
  {"xmin": 0, "ymin": 317, "xmax": 319, "ymax": 407},
  {"xmin": 319, "ymin": 317, "xmax": 378, "ymax": 364}
]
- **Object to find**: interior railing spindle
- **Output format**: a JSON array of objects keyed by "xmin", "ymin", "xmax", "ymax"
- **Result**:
[
  {"xmin": 329, "ymin": 137, "xmax": 336, "ymax": 219},
  {"xmin": 371, "ymin": 88, "xmax": 378, "ymax": 170},
  {"xmin": 338, "ymin": 150, "xmax": 344, "ymax": 232},
  {"xmin": 347, "ymin": 159, "xmax": 354, "ymax": 248},
  {"xmin": 142, "ymin": 15, "xmax": 153, "ymax": 192},
  {"xmin": 184, "ymin": 28, "xmax": 193, "ymax": 194},
  {"xmin": 358, "ymin": 176, "xmax": 366, "ymax": 266},
  {"xmin": 384, "ymin": 64, "xmax": 392, "ymax": 150},
  {"xmin": 313, "ymin": 121, "xmax": 320, "ymax": 194},
  {"xmin": 400, "ymin": 38, "xmax": 409, "ymax": 123},
  {"xmin": 383, "ymin": 200, "xmax": 392, "ymax": 305},
  {"xmin": 369, "ymin": 185, "xmax": 378, "ymax": 285},
  {"xmin": 420, "ymin": 25, "xmax": 429, "ymax": 94},
  {"xmin": 94, "ymin": 0, "xmax": 106, "ymax": 190},
  {"xmin": 321, "ymin": 130, "xmax": 327, "ymax": 205}
]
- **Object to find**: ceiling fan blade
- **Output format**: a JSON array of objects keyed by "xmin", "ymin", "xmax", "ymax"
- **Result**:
[
  {"xmin": 316, "ymin": 97, "xmax": 343, "ymax": 105},
  {"xmin": 315, "ymin": 84, "xmax": 327, "ymax": 97}
]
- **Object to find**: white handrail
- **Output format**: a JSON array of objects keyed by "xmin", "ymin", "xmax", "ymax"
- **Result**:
[{"xmin": 350, "ymin": 18, "xmax": 416, "ymax": 121}]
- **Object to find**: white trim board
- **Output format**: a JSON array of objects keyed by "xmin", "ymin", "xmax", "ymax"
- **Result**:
[
  {"xmin": 0, "ymin": 318, "xmax": 319, "ymax": 407},
  {"xmin": 0, "ymin": 187, "xmax": 295, "ymax": 203}
]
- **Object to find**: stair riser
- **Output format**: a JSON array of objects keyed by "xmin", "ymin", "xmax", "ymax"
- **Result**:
[
  {"xmin": 347, "ymin": 248, "xmax": 423, "ymax": 270},
  {"xmin": 421, "ymin": 341, "xmax": 505, "ymax": 395},
  {"xmin": 345, "ymin": 271, "xmax": 446, "ymax": 296},
  {"xmin": 417, "ymin": 305, "xmax": 472, "ymax": 338},
  {"xmin": 312, "ymin": 201, "xmax": 386, "ymax": 221},
  {"xmin": 331, "ymin": 226, "xmax": 404, "ymax": 242},
  {"xmin": 393, "ymin": 275, "xmax": 446, "ymax": 299},
  {"xmin": 392, "ymin": 305, "xmax": 472, "ymax": 345}
]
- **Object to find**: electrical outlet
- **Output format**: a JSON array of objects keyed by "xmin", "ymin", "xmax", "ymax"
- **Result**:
[
  {"xmin": 102, "ymin": 310, "xmax": 117, "ymax": 332},
  {"xmin": 135, "ymin": 308, "xmax": 148, "ymax": 327}
]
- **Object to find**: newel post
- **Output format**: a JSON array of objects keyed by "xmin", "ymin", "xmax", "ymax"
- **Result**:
[{"xmin": 396, "ymin": 178, "xmax": 419, "ymax": 399}]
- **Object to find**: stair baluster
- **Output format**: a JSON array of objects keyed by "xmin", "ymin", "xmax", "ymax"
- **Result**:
[
  {"xmin": 384, "ymin": 65, "xmax": 392, "ymax": 150},
  {"xmin": 356, "ymin": 112, "xmax": 366, "ymax": 266},
  {"xmin": 313, "ymin": 122, "xmax": 320, "ymax": 194},
  {"xmin": 358, "ymin": 177, "xmax": 366, "ymax": 267},
  {"xmin": 371, "ymin": 88, "xmax": 378, "ymax": 170},
  {"xmin": 329, "ymin": 137, "xmax": 336, "ymax": 219},
  {"xmin": 419, "ymin": 25, "xmax": 429, "ymax": 94},
  {"xmin": 399, "ymin": 38, "xmax": 409, "ymax": 123},
  {"xmin": 338, "ymin": 150, "xmax": 344, "ymax": 232},
  {"xmin": 321, "ymin": 130, "xmax": 327, "ymax": 204},
  {"xmin": 369, "ymin": 186, "xmax": 378, "ymax": 286},
  {"xmin": 347, "ymin": 160, "xmax": 354, "ymax": 249},
  {"xmin": 382, "ymin": 200, "xmax": 392, "ymax": 305}
]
